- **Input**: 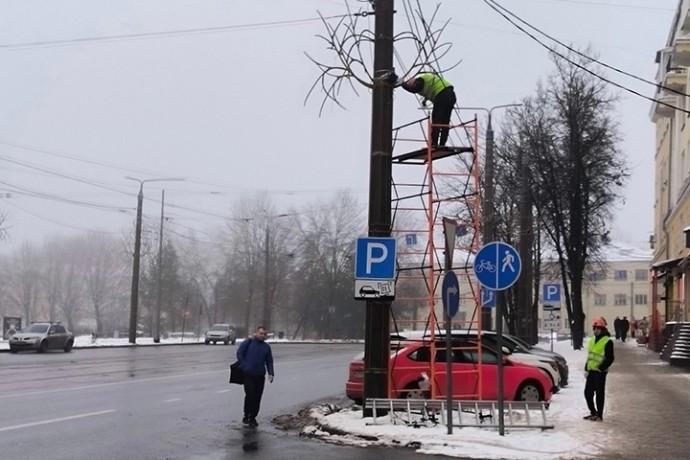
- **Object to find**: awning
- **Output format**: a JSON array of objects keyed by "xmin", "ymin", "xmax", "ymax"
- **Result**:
[{"xmin": 651, "ymin": 256, "xmax": 685, "ymax": 273}]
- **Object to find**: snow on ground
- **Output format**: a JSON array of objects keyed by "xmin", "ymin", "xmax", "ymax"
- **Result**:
[{"xmin": 304, "ymin": 339, "xmax": 608, "ymax": 460}]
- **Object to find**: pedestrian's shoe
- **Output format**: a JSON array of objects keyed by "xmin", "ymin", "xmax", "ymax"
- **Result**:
[
  {"xmin": 583, "ymin": 414, "xmax": 596, "ymax": 420},
  {"xmin": 590, "ymin": 416, "xmax": 602, "ymax": 422},
  {"xmin": 242, "ymin": 416, "xmax": 249, "ymax": 425},
  {"xmin": 248, "ymin": 418, "xmax": 258, "ymax": 428}
]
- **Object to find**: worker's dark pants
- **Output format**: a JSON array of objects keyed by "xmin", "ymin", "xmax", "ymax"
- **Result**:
[
  {"xmin": 243, "ymin": 374, "xmax": 266, "ymax": 419},
  {"xmin": 584, "ymin": 371, "xmax": 607, "ymax": 418},
  {"xmin": 431, "ymin": 87, "xmax": 457, "ymax": 147},
  {"xmin": 621, "ymin": 330, "xmax": 628, "ymax": 342}
]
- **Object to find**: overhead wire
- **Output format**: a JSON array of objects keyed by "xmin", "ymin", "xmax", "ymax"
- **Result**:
[
  {"xmin": 0, "ymin": 14, "xmax": 352, "ymax": 51},
  {"xmin": 483, "ymin": 0, "xmax": 690, "ymax": 115},
  {"xmin": 487, "ymin": 0, "xmax": 690, "ymax": 99}
]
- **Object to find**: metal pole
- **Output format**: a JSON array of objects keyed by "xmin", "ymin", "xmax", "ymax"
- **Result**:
[
  {"xmin": 482, "ymin": 112, "xmax": 495, "ymax": 331},
  {"xmin": 154, "ymin": 190, "xmax": 165, "ymax": 343},
  {"xmin": 630, "ymin": 280, "xmax": 634, "ymax": 320},
  {"xmin": 129, "ymin": 184, "xmax": 143, "ymax": 344},
  {"xmin": 497, "ymin": 287, "xmax": 505, "ymax": 436},
  {"xmin": 444, "ymin": 242, "xmax": 453, "ymax": 435},
  {"xmin": 363, "ymin": 0, "xmax": 394, "ymax": 417},
  {"xmin": 263, "ymin": 225, "xmax": 270, "ymax": 330}
]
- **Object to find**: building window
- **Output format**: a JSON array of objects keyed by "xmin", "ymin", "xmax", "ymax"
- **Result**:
[
  {"xmin": 614, "ymin": 270, "xmax": 628, "ymax": 281},
  {"xmin": 587, "ymin": 271, "xmax": 607, "ymax": 282},
  {"xmin": 635, "ymin": 294, "xmax": 648, "ymax": 305},
  {"xmin": 634, "ymin": 269, "xmax": 647, "ymax": 281},
  {"xmin": 614, "ymin": 294, "xmax": 627, "ymax": 306},
  {"xmin": 594, "ymin": 294, "xmax": 606, "ymax": 306}
]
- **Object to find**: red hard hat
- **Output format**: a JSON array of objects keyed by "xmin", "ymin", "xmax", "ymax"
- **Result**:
[{"xmin": 592, "ymin": 317, "xmax": 607, "ymax": 328}]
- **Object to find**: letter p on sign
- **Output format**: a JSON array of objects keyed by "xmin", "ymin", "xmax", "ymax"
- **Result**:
[
  {"xmin": 542, "ymin": 284, "xmax": 561, "ymax": 302},
  {"xmin": 366, "ymin": 243, "xmax": 387, "ymax": 274}
]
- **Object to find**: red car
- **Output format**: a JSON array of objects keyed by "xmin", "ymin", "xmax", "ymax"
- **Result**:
[{"xmin": 346, "ymin": 339, "xmax": 553, "ymax": 404}]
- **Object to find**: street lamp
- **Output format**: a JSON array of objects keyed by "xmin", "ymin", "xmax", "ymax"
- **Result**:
[
  {"xmin": 458, "ymin": 104, "xmax": 521, "ymax": 437},
  {"xmin": 126, "ymin": 176, "xmax": 184, "ymax": 344}
]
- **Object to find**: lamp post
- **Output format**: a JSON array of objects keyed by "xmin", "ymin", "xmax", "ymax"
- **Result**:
[
  {"xmin": 459, "ymin": 104, "xmax": 521, "ymax": 437},
  {"xmin": 126, "ymin": 177, "xmax": 184, "ymax": 344}
]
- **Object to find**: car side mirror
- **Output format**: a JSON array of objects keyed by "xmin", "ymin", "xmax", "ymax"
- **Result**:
[{"xmin": 502, "ymin": 346, "xmax": 511, "ymax": 355}]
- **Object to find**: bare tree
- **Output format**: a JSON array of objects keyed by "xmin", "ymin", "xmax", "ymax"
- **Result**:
[
  {"xmin": 498, "ymin": 50, "xmax": 627, "ymax": 349},
  {"xmin": 305, "ymin": 1, "xmax": 460, "ymax": 114},
  {"xmin": 5, "ymin": 242, "xmax": 42, "ymax": 323},
  {"xmin": 82, "ymin": 233, "xmax": 124, "ymax": 335}
]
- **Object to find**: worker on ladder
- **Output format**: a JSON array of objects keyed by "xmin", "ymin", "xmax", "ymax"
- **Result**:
[{"xmin": 391, "ymin": 72, "xmax": 457, "ymax": 148}]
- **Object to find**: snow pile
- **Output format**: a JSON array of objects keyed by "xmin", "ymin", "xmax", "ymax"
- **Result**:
[{"xmin": 303, "ymin": 340, "xmax": 606, "ymax": 459}]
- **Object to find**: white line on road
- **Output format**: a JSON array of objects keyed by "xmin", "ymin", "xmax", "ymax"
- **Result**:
[
  {"xmin": 0, "ymin": 409, "xmax": 116, "ymax": 433},
  {"xmin": 164, "ymin": 398, "xmax": 182, "ymax": 402},
  {"xmin": 217, "ymin": 389, "xmax": 233, "ymax": 393}
]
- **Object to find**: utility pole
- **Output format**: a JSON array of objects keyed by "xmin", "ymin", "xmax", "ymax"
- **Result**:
[
  {"xmin": 363, "ymin": 0, "xmax": 394, "ymax": 416},
  {"xmin": 518, "ymin": 147, "xmax": 534, "ymax": 344},
  {"xmin": 126, "ymin": 177, "xmax": 184, "ymax": 344},
  {"xmin": 154, "ymin": 190, "xmax": 165, "ymax": 343},
  {"xmin": 129, "ymin": 184, "xmax": 144, "ymax": 345},
  {"xmin": 263, "ymin": 225, "xmax": 271, "ymax": 331}
]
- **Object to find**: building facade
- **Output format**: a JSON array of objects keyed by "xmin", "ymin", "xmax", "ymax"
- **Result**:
[
  {"xmin": 651, "ymin": 0, "xmax": 690, "ymax": 351},
  {"xmin": 539, "ymin": 247, "xmax": 652, "ymax": 333}
]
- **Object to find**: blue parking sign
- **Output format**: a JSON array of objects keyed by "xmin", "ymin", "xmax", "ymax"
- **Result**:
[{"xmin": 355, "ymin": 237, "xmax": 397, "ymax": 280}]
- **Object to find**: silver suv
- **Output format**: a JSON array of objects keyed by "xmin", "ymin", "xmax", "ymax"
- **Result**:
[
  {"xmin": 205, "ymin": 323, "xmax": 236, "ymax": 345},
  {"xmin": 9, "ymin": 322, "xmax": 75, "ymax": 353}
]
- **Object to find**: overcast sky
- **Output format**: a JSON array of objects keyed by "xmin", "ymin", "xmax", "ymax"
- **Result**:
[{"xmin": 0, "ymin": 0, "xmax": 677, "ymax": 252}]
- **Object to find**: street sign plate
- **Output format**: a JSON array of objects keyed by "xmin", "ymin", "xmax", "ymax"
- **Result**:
[
  {"xmin": 473, "ymin": 242, "xmax": 521, "ymax": 291},
  {"xmin": 442, "ymin": 271, "xmax": 460, "ymax": 318},
  {"xmin": 354, "ymin": 279, "xmax": 395, "ymax": 300},
  {"xmin": 542, "ymin": 284, "xmax": 561, "ymax": 302},
  {"xmin": 355, "ymin": 237, "xmax": 397, "ymax": 280},
  {"xmin": 481, "ymin": 289, "xmax": 496, "ymax": 308}
]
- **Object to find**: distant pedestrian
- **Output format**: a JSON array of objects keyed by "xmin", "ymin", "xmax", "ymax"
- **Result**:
[
  {"xmin": 621, "ymin": 316, "xmax": 629, "ymax": 342},
  {"xmin": 236, "ymin": 326, "xmax": 275, "ymax": 428},
  {"xmin": 584, "ymin": 317, "xmax": 614, "ymax": 422},
  {"xmin": 613, "ymin": 316, "xmax": 622, "ymax": 340},
  {"xmin": 630, "ymin": 320, "xmax": 638, "ymax": 339},
  {"xmin": 639, "ymin": 316, "xmax": 650, "ymax": 337}
]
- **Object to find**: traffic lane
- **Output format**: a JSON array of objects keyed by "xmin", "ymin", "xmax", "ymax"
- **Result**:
[
  {"xmin": 0, "ymin": 343, "xmax": 381, "ymax": 459},
  {"xmin": 0, "ymin": 342, "xmax": 362, "ymax": 394}
]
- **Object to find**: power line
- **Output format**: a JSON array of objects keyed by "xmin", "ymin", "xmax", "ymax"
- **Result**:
[
  {"xmin": 0, "ymin": 15, "xmax": 350, "ymax": 51},
  {"xmin": 488, "ymin": 0, "xmax": 690, "ymax": 99},
  {"xmin": 518, "ymin": 0, "xmax": 675, "ymax": 12},
  {"xmin": 3, "ymin": 200, "xmax": 121, "ymax": 235},
  {"xmin": 483, "ymin": 0, "xmax": 690, "ymax": 115}
]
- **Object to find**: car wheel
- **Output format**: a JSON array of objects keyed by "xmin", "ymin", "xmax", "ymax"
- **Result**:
[
  {"xmin": 63, "ymin": 340, "xmax": 73, "ymax": 352},
  {"xmin": 213, "ymin": 341, "xmax": 217, "ymax": 345},
  {"xmin": 231, "ymin": 338, "xmax": 236, "ymax": 345},
  {"xmin": 224, "ymin": 339, "xmax": 229, "ymax": 345},
  {"xmin": 205, "ymin": 340, "xmax": 210, "ymax": 345},
  {"xmin": 403, "ymin": 381, "xmax": 430, "ymax": 399},
  {"xmin": 516, "ymin": 380, "xmax": 543, "ymax": 402},
  {"xmin": 9, "ymin": 347, "xmax": 17, "ymax": 354},
  {"xmin": 39, "ymin": 340, "xmax": 49, "ymax": 353}
]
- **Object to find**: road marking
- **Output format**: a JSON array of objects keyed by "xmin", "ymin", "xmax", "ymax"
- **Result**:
[
  {"xmin": 217, "ymin": 389, "xmax": 233, "ymax": 393},
  {"xmin": 0, "ymin": 409, "xmax": 115, "ymax": 433},
  {"xmin": 164, "ymin": 398, "xmax": 181, "ymax": 403}
]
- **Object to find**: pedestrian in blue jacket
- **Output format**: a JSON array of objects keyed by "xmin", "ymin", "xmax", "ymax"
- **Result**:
[{"xmin": 236, "ymin": 326, "xmax": 274, "ymax": 427}]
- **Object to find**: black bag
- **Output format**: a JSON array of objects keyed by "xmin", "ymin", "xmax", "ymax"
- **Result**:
[{"xmin": 229, "ymin": 361, "xmax": 244, "ymax": 385}]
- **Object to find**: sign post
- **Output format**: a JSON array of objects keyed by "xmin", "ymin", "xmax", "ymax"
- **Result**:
[
  {"xmin": 473, "ymin": 242, "xmax": 521, "ymax": 437},
  {"xmin": 542, "ymin": 285, "xmax": 562, "ymax": 352},
  {"xmin": 442, "ymin": 270, "xmax": 460, "ymax": 435}
]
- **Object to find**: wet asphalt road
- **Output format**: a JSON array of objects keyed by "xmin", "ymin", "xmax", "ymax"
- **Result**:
[{"xmin": 0, "ymin": 343, "xmax": 450, "ymax": 460}]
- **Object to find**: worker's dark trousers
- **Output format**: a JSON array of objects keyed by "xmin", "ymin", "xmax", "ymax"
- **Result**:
[
  {"xmin": 584, "ymin": 370, "xmax": 607, "ymax": 418},
  {"xmin": 431, "ymin": 87, "xmax": 457, "ymax": 147},
  {"xmin": 243, "ymin": 374, "xmax": 266, "ymax": 419}
]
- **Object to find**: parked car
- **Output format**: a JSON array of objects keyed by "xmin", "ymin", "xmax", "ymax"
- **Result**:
[
  {"xmin": 205, "ymin": 323, "xmax": 236, "ymax": 345},
  {"xmin": 392, "ymin": 330, "xmax": 562, "ymax": 392},
  {"xmin": 9, "ymin": 322, "xmax": 74, "ymax": 353},
  {"xmin": 346, "ymin": 339, "xmax": 553, "ymax": 405},
  {"xmin": 506, "ymin": 334, "xmax": 569, "ymax": 386}
]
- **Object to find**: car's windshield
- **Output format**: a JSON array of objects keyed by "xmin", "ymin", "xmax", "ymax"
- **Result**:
[
  {"xmin": 510, "ymin": 335, "xmax": 534, "ymax": 350},
  {"xmin": 210, "ymin": 325, "xmax": 228, "ymax": 331},
  {"xmin": 21, "ymin": 324, "xmax": 49, "ymax": 333}
]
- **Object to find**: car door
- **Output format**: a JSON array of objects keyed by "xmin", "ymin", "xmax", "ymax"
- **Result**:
[
  {"xmin": 47, "ymin": 325, "xmax": 59, "ymax": 349},
  {"xmin": 463, "ymin": 345, "xmax": 504, "ymax": 400}
]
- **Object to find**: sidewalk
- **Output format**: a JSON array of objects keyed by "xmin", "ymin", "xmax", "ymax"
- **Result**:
[{"xmin": 598, "ymin": 339, "xmax": 690, "ymax": 459}]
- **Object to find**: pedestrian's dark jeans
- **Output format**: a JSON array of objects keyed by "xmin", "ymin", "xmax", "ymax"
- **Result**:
[
  {"xmin": 584, "ymin": 371, "xmax": 607, "ymax": 418},
  {"xmin": 243, "ymin": 374, "xmax": 266, "ymax": 419},
  {"xmin": 431, "ymin": 87, "xmax": 457, "ymax": 147}
]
